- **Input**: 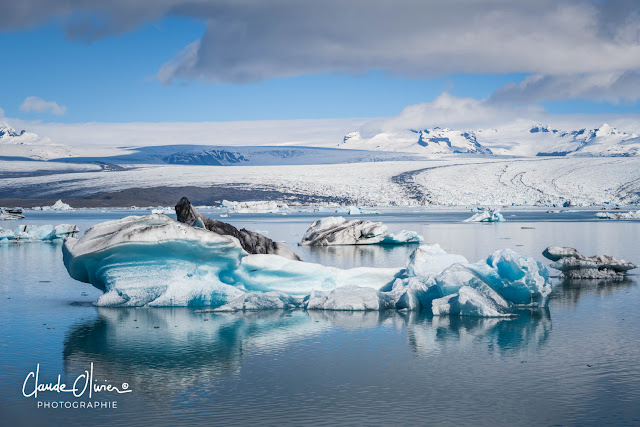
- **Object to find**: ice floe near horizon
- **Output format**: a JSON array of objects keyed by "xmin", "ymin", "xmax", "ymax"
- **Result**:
[
  {"xmin": 31, "ymin": 199, "xmax": 74, "ymax": 211},
  {"xmin": 595, "ymin": 210, "xmax": 640, "ymax": 220},
  {"xmin": 464, "ymin": 208, "xmax": 505, "ymax": 223},
  {"xmin": 0, "ymin": 224, "xmax": 79, "ymax": 242},
  {"xmin": 543, "ymin": 246, "xmax": 637, "ymax": 279},
  {"xmin": 62, "ymin": 212, "xmax": 551, "ymax": 317},
  {"xmin": 299, "ymin": 216, "xmax": 423, "ymax": 246}
]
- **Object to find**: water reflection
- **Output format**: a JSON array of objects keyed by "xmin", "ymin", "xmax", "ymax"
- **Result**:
[
  {"xmin": 63, "ymin": 307, "xmax": 552, "ymax": 397},
  {"xmin": 550, "ymin": 277, "xmax": 638, "ymax": 306}
]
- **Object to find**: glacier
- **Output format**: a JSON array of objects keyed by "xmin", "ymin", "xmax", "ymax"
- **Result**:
[
  {"xmin": 0, "ymin": 224, "xmax": 79, "ymax": 242},
  {"xmin": 299, "ymin": 216, "xmax": 423, "ymax": 246},
  {"xmin": 62, "ymin": 214, "xmax": 551, "ymax": 317}
]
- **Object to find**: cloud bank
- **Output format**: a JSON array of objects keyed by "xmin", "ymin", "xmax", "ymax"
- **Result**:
[
  {"xmin": 19, "ymin": 96, "xmax": 67, "ymax": 116},
  {"xmin": 3, "ymin": 0, "xmax": 640, "ymax": 103}
]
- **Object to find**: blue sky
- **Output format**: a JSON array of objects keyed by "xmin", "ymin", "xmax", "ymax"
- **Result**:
[{"xmin": 1, "ymin": 1, "xmax": 640, "ymax": 124}]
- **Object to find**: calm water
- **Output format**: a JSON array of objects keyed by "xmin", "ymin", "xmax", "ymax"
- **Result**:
[{"xmin": 1, "ymin": 209, "xmax": 640, "ymax": 426}]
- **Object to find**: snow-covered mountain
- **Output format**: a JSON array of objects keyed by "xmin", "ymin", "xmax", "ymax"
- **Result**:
[
  {"xmin": 341, "ymin": 123, "xmax": 640, "ymax": 157},
  {"xmin": 340, "ymin": 127, "xmax": 492, "ymax": 155},
  {"xmin": 0, "ymin": 123, "xmax": 75, "ymax": 160}
]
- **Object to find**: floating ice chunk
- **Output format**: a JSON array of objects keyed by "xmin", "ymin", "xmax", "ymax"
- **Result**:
[
  {"xmin": 44, "ymin": 199, "xmax": 73, "ymax": 211},
  {"xmin": 304, "ymin": 286, "xmax": 393, "ymax": 311},
  {"xmin": 299, "ymin": 216, "xmax": 423, "ymax": 246},
  {"xmin": 0, "ymin": 208, "xmax": 25, "ymax": 220},
  {"xmin": 381, "ymin": 230, "xmax": 423, "ymax": 244},
  {"xmin": 464, "ymin": 208, "xmax": 504, "ymax": 222},
  {"xmin": 212, "ymin": 292, "xmax": 302, "ymax": 311},
  {"xmin": 405, "ymin": 243, "xmax": 468, "ymax": 276},
  {"xmin": 542, "ymin": 246, "xmax": 637, "ymax": 279},
  {"xmin": 221, "ymin": 199, "xmax": 288, "ymax": 213},
  {"xmin": 389, "ymin": 246, "xmax": 551, "ymax": 313},
  {"xmin": 595, "ymin": 210, "xmax": 640, "ymax": 220},
  {"xmin": 347, "ymin": 206, "xmax": 361, "ymax": 215},
  {"xmin": 0, "ymin": 224, "xmax": 79, "ymax": 242},
  {"xmin": 299, "ymin": 216, "xmax": 386, "ymax": 245},
  {"xmin": 151, "ymin": 207, "xmax": 173, "ymax": 214}
]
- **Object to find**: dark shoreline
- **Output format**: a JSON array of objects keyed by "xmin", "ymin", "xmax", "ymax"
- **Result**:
[{"xmin": 0, "ymin": 185, "xmax": 343, "ymax": 208}]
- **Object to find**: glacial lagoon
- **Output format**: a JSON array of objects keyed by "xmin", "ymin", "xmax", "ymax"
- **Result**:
[{"xmin": 1, "ymin": 208, "xmax": 640, "ymax": 426}]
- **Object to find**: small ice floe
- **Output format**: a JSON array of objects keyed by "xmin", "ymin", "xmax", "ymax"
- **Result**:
[
  {"xmin": 0, "ymin": 208, "xmax": 25, "ymax": 220},
  {"xmin": 219, "ymin": 214, "xmax": 230, "ymax": 218},
  {"xmin": 464, "ymin": 208, "xmax": 504, "ymax": 222},
  {"xmin": 595, "ymin": 210, "xmax": 640, "ymax": 220},
  {"xmin": 0, "ymin": 224, "xmax": 79, "ymax": 242},
  {"xmin": 347, "ymin": 206, "xmax": 361, "ymax": 215},
  {"xmin": 298, "ymin": 216, "xmax": 423, "ymax": 246},
  {"xmin": 542, "ymin": 246, "xmax": 637, "ymax": 279},
  {"xmin": 221, "ymin": 200, "xmax": 288, "ymax": 214},
  {"xmin": 151, "ymin": 207, "xmax": 173, "ymax": 215}
]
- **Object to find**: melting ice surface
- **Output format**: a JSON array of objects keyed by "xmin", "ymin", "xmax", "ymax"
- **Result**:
[{"xmin": 63, "ymin": 214, "xmax": 550, "ymax": 315}]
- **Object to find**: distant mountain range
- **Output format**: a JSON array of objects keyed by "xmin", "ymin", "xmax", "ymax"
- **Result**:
[
  {"xmin": 0, "ymin": 123, "xmax": 74, "ymax": 160},
  {"xmin": 2, "ymin": 121, "xmax": 640, "ymax": 163},
  {"xmin": 340, "ymin": 123, "xmax": 640, "ymax": 157}
]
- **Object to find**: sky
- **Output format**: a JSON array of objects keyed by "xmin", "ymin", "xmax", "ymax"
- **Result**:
[{"xmin": 1, "ymin": 0, "xmax": 640, "ymax": 131}]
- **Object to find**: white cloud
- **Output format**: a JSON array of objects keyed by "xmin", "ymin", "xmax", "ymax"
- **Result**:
[
  {"xmin": 19, "ymin": 96, "xmax": 67, "ymax": 116},
  {"xmin": 3, "ymin": 0, "xmax": 640, "ymax": 105},
  {"xmin": 361, "ymin": 93, "xmax": 546, "ymax": 135}
]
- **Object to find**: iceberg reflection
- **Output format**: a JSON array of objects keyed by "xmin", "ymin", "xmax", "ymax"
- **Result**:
[{"xmin": 63, "ymin": 307, "xmax": 551, "ymax": 396}]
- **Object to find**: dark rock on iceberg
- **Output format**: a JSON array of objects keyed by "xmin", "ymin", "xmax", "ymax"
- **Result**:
[{"xmin": 175, "ymin": 197, "xmax": 301, "ymax": 261}]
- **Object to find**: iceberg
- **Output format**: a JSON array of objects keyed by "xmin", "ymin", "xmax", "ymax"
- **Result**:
[
  {"xmin": 62, "ymin": 213, "xmax": 551, "ymax": 316},
  {"xmin": 42, "ymin": 199, "xmax": 73, "ymax": 211},
  {"xmin": 542, "ymin": 246, "xmax": 637, "ymax": 279},
  {"xmin": 0, "ymin": 224, "xmax": 79, "ymax": 242},
  {"xmin": 63, "ymin": 213, "xmax": 402, "ymax": 307},
  {"xmin": 464, "ymin": 208, "xmax": 505, "ymax": 223},
  {"xmin": 0, "ymin": 208, "xmax": 25, "ymax": 220},
  {"xmin": 595, "ymin": 210, "xmax": 640, "ymax": 220},
  {"xmin": 299, "ymin": 216, "xmax": 423, "ymax": 246}
]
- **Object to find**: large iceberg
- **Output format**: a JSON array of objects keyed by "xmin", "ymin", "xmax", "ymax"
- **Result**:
[
  {"xmin": 0, "ymin": 224, "xmax": 79, "ymax": 242},
  {"xmin": 299, "ymin": 216, "xmax": 423, "ymax": 246},
  {"xmin": 63, "ymin": 214, "xmax": 402, "ymax": 307},
  {"xmin": 542, "ymin": 246, "xmax": 637, "ymax": 279}
]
